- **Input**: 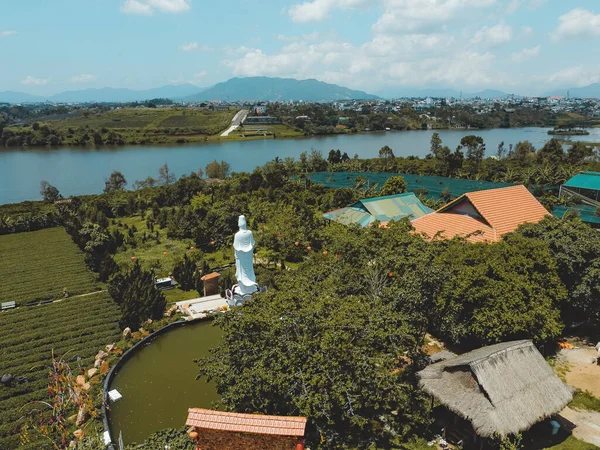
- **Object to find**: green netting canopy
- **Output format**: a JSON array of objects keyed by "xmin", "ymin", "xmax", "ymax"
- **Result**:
[{"xmin": 563, "ymin": 172, "xmax": 600, "ymax": 191}]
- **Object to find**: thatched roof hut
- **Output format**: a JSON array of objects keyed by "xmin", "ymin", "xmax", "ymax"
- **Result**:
[{"xmin": 418, "ymin": 340, "xmax": 573, "ymax": 439}]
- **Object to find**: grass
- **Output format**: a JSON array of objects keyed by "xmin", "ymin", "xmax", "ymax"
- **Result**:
[
  {"xmin": 570, "ymin": 390, "xmax": 600, "ymax": 413},
  {"xmin": 163, "ymin": 288, "xmax": 200, "ymax": 304},
  {"xmin": 7, "ymin": 107, "xmax": 236, "ymax": 146},
  {"xmin": 543, "ymin": 436, "xmax": 599, "ymax": 450},
  {"xmin": 0, "ymin": 228, "xmax": 101, "ymax": 306},
  {"xmin": 0, "ymin": 292, "xmax": 121, "ymax": 450}
]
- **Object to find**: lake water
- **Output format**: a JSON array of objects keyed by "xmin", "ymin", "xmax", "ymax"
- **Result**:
[
  {"xmin": 1, "ymin": 127, "xmax": 599, "ymax": 205},
  {"xmin": 107, "ymin": 321, "xmax": 222, "ymax": 445}
]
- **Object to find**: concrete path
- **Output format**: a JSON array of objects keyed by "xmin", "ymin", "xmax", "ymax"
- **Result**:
[
  {"xmin": 176, "ymin": 294, "xmax": 228, "ymax": 320},
  {"xmin": 560, "ymin": 406, "xmax": 600, "ymax": 446},
  {"xmin": 221, "ymin": 109, "xmax": 249, "ymax": 137}
]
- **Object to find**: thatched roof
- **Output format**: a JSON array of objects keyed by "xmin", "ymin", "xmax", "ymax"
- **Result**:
[{"xmin": 418, "ymin": 340, "xmax": 573, "ymax": 439}]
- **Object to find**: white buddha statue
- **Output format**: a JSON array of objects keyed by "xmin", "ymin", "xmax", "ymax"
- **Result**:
[{"xmin": 233, "ymin": 215, "xmax": 258, "ymax": 295}]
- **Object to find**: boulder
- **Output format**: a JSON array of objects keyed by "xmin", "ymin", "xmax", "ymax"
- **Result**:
[
  {"xmin": 0, "ymin": 374, "xmax": 13, "ymax": 385},
  {"xmin": 69, "ymin": 440, "xmax": 77, "ymax": 448},
  {"xmin": 73, "ymin": 428, "xmax": 85, "ymax": 439},
  {"xmin": 87, "ymin": 368, "xmax": 98, "ymax": 378},
  {"xmin": 95, "ymin": 350, "xmax": 107, "ymax": 360},
  {"xmin": 123, "ymin": 327, "xmax": 132, "ymax": 340},
  {"xmin": 76, "ymin": 375, "xmax": 85, "ymax": 386},
  {"xmin": 94, "ymin": 359, "xmax": 102, "ymax": 368},
  {"xmin": 82, "ymin": 383, "xmax": 91, "ymax": 391},
  {"xmin": 145, "ymin": 318, "xmax": 153, "ymax": 325},
  {"xmin": 105, "ymin": 343, "xmax": 115, "ymax": 353}
]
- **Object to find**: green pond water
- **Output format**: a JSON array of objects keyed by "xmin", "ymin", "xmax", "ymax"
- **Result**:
[{"xmin": 107, "ymin": 321, "xmax": 222, "ymax": 445}]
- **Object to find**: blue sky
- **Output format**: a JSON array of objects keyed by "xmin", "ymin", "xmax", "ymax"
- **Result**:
[{"xmin": 1, "ymin": 0, "xmax": 599, "ymax": 95}]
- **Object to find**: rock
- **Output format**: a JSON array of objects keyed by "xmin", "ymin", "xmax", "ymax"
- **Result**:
[
  {"xmin": 0, "ymin": 374, "xmax": 13, "ymax": 385},
  {"xmin": 76, "ymin": 375, "xmax": 85, "ymax": 386},
  {"xmin": 69, "ymin": 440, "xmax": 77, "ymax": 448},
  {"xmin": 95, "ymin": 350, "xmax": 107, "ymax": 360},
  {"xmin": 123, "ymin": 327, "xmax": 132, "ymax": 340},
  {"xmin": 105, "ymin": 343, "xmax": 115, "ymax": 353},
  {"xmin": 145, "ymin": 318, "xmax": 153, "ymax": 325},
  {"xmin": 75, "ymin": 406, "xmax": 88, "ymax": 426},
  {"xmin": 94, "ymin": 359, "xmax": 102, "ymax": 368},
  {"xmin": 73, "ymin": 428, "xmax": 85, "ymax": 439},
  {"xmin": 82, "ymin": 383, "xmax": 91, "ymax": 391},
  {"xmin": 87, "ymin": 368, "xmax": 98, "ymax": 378}
]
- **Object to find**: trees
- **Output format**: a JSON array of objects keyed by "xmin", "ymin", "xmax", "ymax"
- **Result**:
[
  {"xmin": 379, "ymin": 176, "xmax": 408, "ymax": 197},
  {"xmin": 566, "ymin": 142, "xmax": 593, "ymax": 165},
  {"xmin": 429, "ymin": 132, "xmax": 442, "ymax": 158},
  {"xmin": 172, "ymin": 254, "xmax": 198, "ymax": 291},
  {"xmin": 378, "ymin": 145, "xmax": 395, "ymax": 159},
  {"xmin": 40, "ymin": 180, "xmax": 61, "ymax": 203},
  {"xmin": 205, "ymin": 160, "xmax": 231, "ymax": 179},
  {"xmin": 512, "ymin": 141, "xmax": 535, "ymax": 163},
  {"xmin": 460, "ymin": 135, "xmax": 485, "ymax": 176},
  {"xmin": 108, "ymin": 261, "xmax": 166, "ymax": 330},
  {"xmin": 537, "ymin": 138, "xmax": 564, "ymax": 165},
  {"xmin": 158, "ymin": 163, "xmax": 176, "ymax": 185},
  {"xmin": 432, "ymin": 237, "xmax": 565, "ymax": 348},
  {"xmin": 104, "ymin": 170, "xmax": 127, "ymax": 193}
]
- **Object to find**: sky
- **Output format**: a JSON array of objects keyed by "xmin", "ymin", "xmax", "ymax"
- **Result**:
[{"xmin": 1, "ymin": 0, "xmax": 599, "ymax": 96}]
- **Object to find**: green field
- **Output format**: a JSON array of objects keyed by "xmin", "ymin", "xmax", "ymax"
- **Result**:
[
  {"xmin": 0, "ymin": 292, "xmax": 121, "ymax": 449},
  {"xmin": 0, "ymin": 228, "xmax": 101, "ymax": 306},
  {"xmin": 5, "ymin": 108, "xmax": 237, "ymax": 146}
]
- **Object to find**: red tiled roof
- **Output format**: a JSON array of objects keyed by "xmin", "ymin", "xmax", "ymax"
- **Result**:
[
  {"xmin": 412, "ymin": 185, "xmax": 549, "ymax": 243},
  {"xmin": 186, "ymin": 408, "xmax": 307, "ymax": 437},
  {"xmin": 200, "ymin": 272, "xmax": 221, "ymax": 281}
]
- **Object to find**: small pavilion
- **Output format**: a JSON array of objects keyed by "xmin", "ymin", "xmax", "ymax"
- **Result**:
[{"xmin": 185, "ymin": 408, "xmax": 307, "ymax": 450}]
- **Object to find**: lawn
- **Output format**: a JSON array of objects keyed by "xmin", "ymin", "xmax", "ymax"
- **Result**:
[
  {"xmin": 544, "ymin": 436, "xmax": 599, "ymax": 450},
  {"xmin": 0, "ymin": 227, "xmax": 101, "ymax": 306},
  {"xmin": 0, "ymin": 292, "xmax": 121, "ymax": 450}
]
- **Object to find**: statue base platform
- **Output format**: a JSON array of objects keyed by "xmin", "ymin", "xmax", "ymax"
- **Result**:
[{"xmin": 225, "ymin": 284, "xmax": 266, "ymax": 308}]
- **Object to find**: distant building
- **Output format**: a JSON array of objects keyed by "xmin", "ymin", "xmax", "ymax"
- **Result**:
[
  {"xmin": 245, "ymin": 116, "xmax": 282, "ymax": 124},
  {"xmin": 253, "ymin": 105, "xmax": 267, "ymax": 115},
  {"xmin": 324, "ymin": 193, "xmax": 434, "ymax": 227},
  {"xmin": 411, "ymin": 185, "xmax": 549, "ymax": 243}
]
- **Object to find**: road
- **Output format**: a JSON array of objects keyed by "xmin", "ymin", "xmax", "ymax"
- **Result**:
[{"xmin": 221, "ymin": 109, "xmax": 249, "ymax": 137}]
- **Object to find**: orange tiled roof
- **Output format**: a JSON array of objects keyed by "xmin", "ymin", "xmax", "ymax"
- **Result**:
[
  {"xmin": 201, "ymin": 272, "xmax": 221, "ymax": 281},
  {"xmin": 412, "ymin": 185, "xmax": 549, "ymax": 243},
  {"xmin": 186, "ymin": 408, "xmax": 307, "ymax": 437}
]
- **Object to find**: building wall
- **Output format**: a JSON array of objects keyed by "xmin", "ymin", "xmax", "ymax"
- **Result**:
[{"xmin": 197, "ymin": 429, "xmax": 298, "ymax": 450}]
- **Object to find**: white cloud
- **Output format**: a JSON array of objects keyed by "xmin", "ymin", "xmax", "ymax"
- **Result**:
[
  {"xmin": 521, "ymin": 25, "xmax": 533, "ymax": 36},
  {"xmin": 539, "ymin": 65, "xmax": 600, "ymax": 88},
  {"xmin": 21, "ymin": 76, "xmax": 50, "ymax": 86},
  {"xmin": 511, "ymin": 45, "xmax": 540, "ymax": 62},
  {"xmin": 373, "ymin": 0, "xmax": 496, "ymax": 33},
  {"xmin": 179, "ymin": 42, "xmax": 211, "ymax": 52},
  {"xmin": 553, "ymin": 8, "xmax": 600, "ymax": 40},
  {"xmin": 70, "ymin": 74, "xmax": 96, "ymax": 83},
  {"xmin": 0, "ymin": 30, "xmax": 17, "ymax": 38},
  {"xmin": 289, "ymin": 0, "xmax": 369, "ymax": 23},
  {"xmin": 121, "ymin": 0, "xmax": 191, "ymax": 15},
  {"xmin": 472, "ymin": 23, "xmax": 512, "ymax": 46}
]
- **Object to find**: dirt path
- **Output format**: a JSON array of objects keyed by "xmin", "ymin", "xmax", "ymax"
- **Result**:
[
  {"xmin": 559, "ymin": 347, "xmax": 600, "ymax": 397},
  {"xmin": 560, "ymin": 407, "xmax": 600, "ymax": 446}
]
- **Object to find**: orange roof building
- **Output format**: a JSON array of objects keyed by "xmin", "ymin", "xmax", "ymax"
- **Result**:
[
  {"xmin": 411, "ymin": 185, "xmax": 549, "ymax": 243},
  {"xmin": 186, "ymin": 408, "xmax": 307, "ymax": 450}
]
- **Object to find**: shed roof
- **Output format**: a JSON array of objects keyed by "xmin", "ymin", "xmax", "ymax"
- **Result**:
[
  {"xmin": 412, "ymin": 185, "xmax": 549, "ymax": 243},
  {"xmin": 186, "ymin": 408, "xmax": 307, "ymax": 437},
  {"xmin": 418, "ymin": 340, "xmax": 573, "ymax": 438},
  {"xmin": 563, "ymin": 171, "xmax": 600, "ymax": 191},
  {"xmin": 201, "ymin": 272, "xmax": 221, "ymax": 281},
  {"xmin": 323, "ymin": 192, "xmax": 433, "ymax": 227}
]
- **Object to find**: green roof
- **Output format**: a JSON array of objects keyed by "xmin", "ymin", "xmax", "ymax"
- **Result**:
[
  {"xmin": 564, "ymin": 172, "xmax": 600, "ymax": 191},
  {"xmin": 323, "ymin": 193, "xmax": 434, "ymax": 227}
]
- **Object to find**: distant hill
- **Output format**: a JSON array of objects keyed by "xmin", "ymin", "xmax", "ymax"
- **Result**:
[
  {"xmin": 544, "ymin": 83, "xmax": 600, "ymax": 99},
  {"xmin": 0, "ymin": 91, "xmax": 47, "ymax": 103},
  {"xmin": 377, "ymin": 88, "xmax": 511, "ymax": 99},
  {"xmin": 0, "ymin": 84, "xmax": 206, "ymax": 104},
  {"xmin": 185, "ymin": 77, "xmax": 379, "ymax": 102}
]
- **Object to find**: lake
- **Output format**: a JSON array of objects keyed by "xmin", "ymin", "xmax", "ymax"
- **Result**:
[{"xmin": 1, "ymin": 127, "xmax": 599, "ymax": 205}]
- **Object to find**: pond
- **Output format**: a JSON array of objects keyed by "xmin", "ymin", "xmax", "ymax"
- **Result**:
[{"xmin": 107, "ymin": 321, "xmax": 222, "ymax": 445}]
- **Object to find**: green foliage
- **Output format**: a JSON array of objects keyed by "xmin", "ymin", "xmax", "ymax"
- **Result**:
[
  {"xmin": 0, "ymin": 293, "xmax": 120, "ymax": 450},
  {"xmin": 125, "ymin": 428, "xmax": 194, "ymax": 449},
  {"xmin": 205, "ymin": 160, "xmax": 231, "ymax": 179},
  {"xmin": 108, "ymin": 261, "xmax": 166, "ymax": 330},
  {"xmin": 537, "ymin": 138, "xmax": 564, "ymax": 165},
  {"xmin": 172, "ymin": 253, "xmax": 198, "ymax": 291},
  {"xmin": 40, "ymin": 180, "xmax": 61, "ymax": 203},
  {"xmin": 433, "ymin": 237, "xmax": 566, "ymax": 347},
  {"xmin": 570, "ymin": 390, "xmax": 600, "ymax": 413},
  {"xmin": 103, "ymin": 170, "xmax": 127, "ymax": 193},
  {"xmin": 379, "ymin": 176, "xmax": 408, "ymax": 197},
  {"xmin": 0, "ymin": 227, "xmax": 100, "ymax": 306}
]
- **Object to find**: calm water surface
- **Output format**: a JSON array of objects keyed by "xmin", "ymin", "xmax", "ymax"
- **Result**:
[
  {"xmin": 107, "ymin": 321, "xmax": 222, "ymax": 445},
  {"xmin": 1, "ymin": 127, "xmax": 599, "ymax": 205}
]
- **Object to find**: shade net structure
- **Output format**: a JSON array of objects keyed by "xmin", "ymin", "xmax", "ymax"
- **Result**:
[{"xmin": 307, "ymin": 172, "xmax": 513, "ymax": 200}]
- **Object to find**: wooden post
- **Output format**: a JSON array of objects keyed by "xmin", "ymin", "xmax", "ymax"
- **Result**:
[{"xmin": 296, "ymin": 438, "xmax": 305, "ymax": 450}]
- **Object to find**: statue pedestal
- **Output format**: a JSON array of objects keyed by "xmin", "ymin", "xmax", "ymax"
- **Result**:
[{"xmin": 225, "ymin": 284, "xmax": 266, "ymax": 308}]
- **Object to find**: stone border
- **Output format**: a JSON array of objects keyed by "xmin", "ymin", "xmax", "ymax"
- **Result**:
[{"xmin": 102, "ymin": 319, "xmax": 188, "ymax": 449}]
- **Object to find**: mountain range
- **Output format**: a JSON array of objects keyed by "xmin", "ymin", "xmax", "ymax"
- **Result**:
[
  {"xmin": 184, "ymin": 77, "xmax": 379, "ymax": 102},
  {"xmin": 2, "ymin": 77, "xmax": 600, "ymax": 104}
]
